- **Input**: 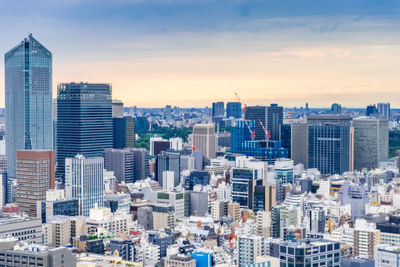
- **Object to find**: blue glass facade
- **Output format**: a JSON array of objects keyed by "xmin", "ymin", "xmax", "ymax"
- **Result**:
[
  {"xmin": 56, "ymin": 83, "xmax": 112, "ymax": 180},
  {"xmin": 226, "ymin": 102, "xmax": 242, "ymax": 118},
  {"xmin": 113, "ymin": 116, "xmax": 135, "ymax": 149},
  {"xmin": 40, "ymin": 199, "xmax": 79, "ymax": 223},
  {"xmin": 230, "ymin": 120, "xmax": 288, "ymax": 163},
  {"xmin": 5, "ymin": 35, "xmax": 53, "ymax": 179},
  {"xmin": 185, "ymin": 171, "xmax": 210, "ymax": 190},
  {"xmin": 308, "ymin": 124, "xmax": 351, "ymax": 175},
  {"xmin": 231, "ymin": 168, "xmax": 257, "ymax": 209}
]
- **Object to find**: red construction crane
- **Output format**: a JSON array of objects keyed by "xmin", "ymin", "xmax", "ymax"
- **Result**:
[
  {"xmin": 186, "ymin": 136, "xmax": 196, "ymax": 151},
  {"xmin": 244, "ymin": 119, "xmax": 256, "ymax": 140},
  {"xmin": 234, "ymin": 92, "xmax": 247, "ymax": 113},
  {"xmin": 258, "ymin": 119, "xmax": 271, "ymax": 140}
]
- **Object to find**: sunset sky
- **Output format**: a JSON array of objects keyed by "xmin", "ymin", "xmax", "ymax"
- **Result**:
[{"xmin": 0, "ymin": 0, "xmax": 399, "ymax": 108}]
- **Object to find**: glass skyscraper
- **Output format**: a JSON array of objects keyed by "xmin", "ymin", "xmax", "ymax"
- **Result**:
[
  {"xmin": 56, "ymin": 82, "xmax": 113, "ymax": 181},
  {"xmin": 5, "ymin": 34, "xmax": 53, "ymax": 179}
]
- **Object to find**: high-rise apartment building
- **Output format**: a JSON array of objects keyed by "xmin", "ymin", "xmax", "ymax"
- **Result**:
[
  {"xmin": 192, "ymin": 124, "xmax": 216, "ymax": 159},
  {"xmin": 16, "ymin": 150, "xmax": 55, "ymax": 217},
  {"xmin": 353, "ymin": 220, "xmax": 381, "ymax": 259},
  {"xmin": 57, "ymin": 82, "xmax": 112, "ymax": 181},
  {"xmin": 5, "ymin": 35, "xmax": 53, "ymax": 180},
  {"xmin": 65, "ymin": 155, "xmax": 104, "ymax": 216},
  {"xmin": 113, "ymin": 116, "xmax": 135, "ymax": 149},
  {"xmin": 226, "ymin": 102, "xmax": 242, "ymax": 118},
  {"xmin": 237, "ymin": 235, "xmax": 263, "ymax": 266},
  {"xmin": 353, "ymin": 117, "xmax": 388, "ymax": 171}
]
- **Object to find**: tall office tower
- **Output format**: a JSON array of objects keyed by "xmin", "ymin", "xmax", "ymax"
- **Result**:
[
  {"xmin": 353, "ymin": 117, "xmax": 388, "ymax": 171},
  {"xmin": 366, "ymin": 104, "xmax": 378, "ymax": 117},
  {"xmin": 267, "ymin": 104, "xmax": 283, "ymax": 141},
  {"xmin": 0, "ymin": 155, "xmax": 7, "ymax": 172},
  {"xmin": 65, "ymin": 155, "xmax": 104, "ymax": 216},
  {"xmin": 291, "ymin": 123, "xmax": 308, "ymax": 167},
  {"xmin": 307, "ymin": 115, "xmax": 354, "ymax": 175},
  {"xmin": 192, "ymin": 124, "xmax": 216, "ymax": 159},
  {"xmin": 112, "ymin": 99, "xmax": 124, "ymax": 117},
  {"xmin": 274, "ymin": 159, "xmax": 294, "ymax": 184},
  {"xmin": 237, "ymin": 235, "xmax": 263, "ymax": 266},
  {"xmin": 0, "ymin": 171, "xmax": 6, "ymax": 208},
  {"xmin": 253, "ymin": 184, "xmax": 276, "ymax": 213},
  {"xmin": 377, "ymin": 102, "xmax": 390, "ymax": 120},
  {"xmin": 212, "ymin": 101, "xmax": 224, "ymax": 117},
  {"xmin": 5, "ymin": 35, "xmax": 53, "ymax": 180},
  {"xmin": 57, "ymin": 83, "xmax": 112, "ymax": 181},
  {"xmin": 309, "ymin": 207, "xmax": 325, "ymax": 233},
  {"xmin": 231, "ymin": 167, "xmax": 257, "ymax": 209},
  {"xmin": 113, "ymin": 116, "xmax": 135, "ymax": 149},
  {"xmin": 104, "ymin": 148, "xmax": 149, "ymax": 183},
  {"xmin": 132, "ymin": 148, "xmax": 150, "ymax": 180},
  {"xmin": 16, "ymin": 150, "xmax": 55, "ymax": 217},
  {"xmin": 165, "ymin": 105, "xmax": 172, "ymax": 121},
  {"xmin": 156, "ymin": 151, "xmax": 181, "ymax": 187},
  {"xmin": 190, "ymin": 191, "xmax": 208, "ymax": 216},
  {"xmin": 226, "ymin": 102, "xmax": 242, "ymax": 118},
  {"xmin": 52, "ymin": 98, "xmax": 57, "ymax": 153},
  {"xmin": 331, "ymin": 103, "xmax": 342, "ymax": 114},
  {"xmin": 245, "ymin": 106, "xmax": 267, "ymax": 141}
]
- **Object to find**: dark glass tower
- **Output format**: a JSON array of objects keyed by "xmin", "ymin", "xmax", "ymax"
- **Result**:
[
  {"xmin": 226, "ymin": 102, "xmax": 242, "ymax": 118},
  {"xmin": 5, "ymin": 34, "xmax": 53, "ymax": 179},
  {"xmin": 113, "ymin": 116, "xmax": 135, "ymax": 149},
  {"xmin": 56, "ymin": 82, "xmax": 113, "ymax": 181}
]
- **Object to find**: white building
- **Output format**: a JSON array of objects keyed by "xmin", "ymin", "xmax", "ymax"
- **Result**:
[
  {"xmin": 237, "ymin": 235, "xmax": 263, "ymax": 266},
  {"xmin": 162, "ymin": 171, "xmax": 175, "ymax": 190},
  {"xmin": 65, "ymin": 155, "xmax": 104, "ymax": 216},
  {"xmin": 192, "ymin": 124, "xmax": 216, "ymax": 159},
  {"xmin": 375, "ymin": 244, "xmax": 400, "ymax": 267}
]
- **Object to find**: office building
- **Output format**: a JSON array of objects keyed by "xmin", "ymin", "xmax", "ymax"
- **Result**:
[
  {"xmin": 109, "ymin": 239, "xmax": 135, "ymax": 262},
  {"xmin": 309, "ymin": 207, "xmax": 325, "ymax": 234},
  {"xmin": 308, "ymin": 115, "xmax": 354, "ymax": 174},
  {"xmin": 86, "ymin": 205, "xmax": 130, "ymax": 236},
  {"xmin": 237, "ymin": 235, "xmax": 263, "ymax": 266},
  {"xmin": 150, "ymin": 137, "xmax": 170, "ymax": 156},
  {"xmin": 267, "ymin": 104, "xmax": 283, "ymax": 141},
  {"xmin": 135, "ymin": 116, "xmax": 150, "ymax": 133},
  {"xmin": 231, "ymin": 167, "xmax": 257, "ymax": 209},
  {"xmin": 245, "ymin": 106, "xmax": 268, "ymax": 141},
  {"xmin": 112, "ymin": 99, "xmax": 124, "ymax": 117},
  {"xmin": 278, "ymin": 239, "xmax": 340, "ymax": 267},
  {"xmin": 253, "ymin": 184, "xmax": 276, "ymax": 213},
  {"xmin": 157, "ymin": 191, "xmax": 185, "ymax": 219},
  {"xmin": 104, "ymin": 147, "xmax": 149, "ymax": 183},
  {"xmin": 153, "ymin": 204, "xmax": 175, "ymax": 230},
  {"xmin": 353, "ymin": 117, "xmax": 388, "ymax": 171},
  {"xmin": 138, "ymin": 206, "xmax": 154, "ymax": 230},
  {"xmin": 156, "ymin": 151, "xmax": 181, "ymax": 187},
  {"xmin": 5, "ymin": 35, "xmax": 53, "ymax": 180},
  {"xmin": 228, "ymin": 202, "xmax": 241, "ymax": 221},
  {"xmin": 226, "ymin": 102, "xmax": 242, "ymax": 118},
  {"xmin": 190, "ymin": 191, "xmax": 208, "ymax": 216},
  {"xmin": 375, "ymin": 244, "xmax": 400, "ymax": 267},
  {"xmin": 192, "ymin": 124, "xmax": 216, "ymax": 159},
  {"xmin": 339, "ymin": 183, "xmax": 369, "ymax": 219},
  {"xmin": 16, "ymin": 150, "xmax": 55, "ymax": 217},
  {"xmin": 366, "ymin": 104, "xmax": 378, "ymax": 117},
  {"xmin": 56, "ymin": 82, "xmax": 112, "ymax": 181},
  {"xmin": 162, "ymin": 171, "xmax": 175, "ymax": 190},
  {"xmin": 331, "ymin": 103, "xmax": 342, "ymax": 114},
  {"xmin": 170, "ymin": 137, "xmax": 183, "ymax": 151},
  {"xmin": 65, "ymin": 155, "xmax": 104, "ymax": 216},
  {"xmin": 113, "ymin": 116, "xmax": 135, "ymax": 149},
  {"xmin": 377, "ymin": 103, "xmax": 390, "ymax": 120},
  {"xmin": 0, "ymin": 155, "xmax": 7, "ymax": 172},
  {"xmin": 185, "ymin": 171, "xmax": 210, "ymax": 190},
  {"xmin": 0, "ymin": 240, "xmax": 76, "ymax": 267},
  {"xmin": 0, "ymin": 213, "xmax": 43, "ymax": 243},
  {"xmin": 245, "ymin": 104, "xmax": 283, "ymax": 141},
  {"xmin": 290, "ymin": 123, "xmax": 308, "ymax": 167},
  {"xmin": 274, "ymin": 159, "xmax": 294, "ymax": 184},
  {"xmin": 212, "ymin": 101, "xmax": 224, "ymax": 123},
  {"xmin": 165, "ymin": 105, "xmax": 172, "ymax": 121}
]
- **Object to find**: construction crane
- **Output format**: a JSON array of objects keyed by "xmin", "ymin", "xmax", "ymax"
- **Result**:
[
  {"xmin": 185, "ymin": 136, "xmax": 196, "ymax": 151},
  {"xmin": 234, "ymin": 92, "xmax": 247, "ymax": 113},
  {"xmin": 258, "ymin": 119, "xmax": 271, "ymax": 141}
]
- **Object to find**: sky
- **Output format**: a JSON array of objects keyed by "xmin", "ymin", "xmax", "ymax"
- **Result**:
[{"xmin": 0, "ymin": 0, "xmax": 399, "ymax": 108}]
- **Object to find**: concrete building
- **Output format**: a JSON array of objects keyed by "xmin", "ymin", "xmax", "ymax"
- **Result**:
[
  {"xmin": 0, "ymin": 239, "xmax": 76, "ymax": 267},
  {"xmin": 228, "ymin": 202, "xmax": 241, "ymax": 221},
  {"xmin": 0, "ymin": 214, "xmax": 43, "ymax": 243},
  {"xmin": 192, "ymin": 124, "xmax": 216, "ymax": 159},
  {"xmin": 153, "ymin": 204, "xmax": 175, "ymax": 230},
  {"xmin": 157, "ymin": 191, "xmax": 185, "ymax": 219},
  {"xmin": 113, "ymin": 116, "xmax": 135, "ymax": 149},
  {"xmin": 86, "ymin": 205, "xmax": 129, "ymax": 236},
  {"xmin": 375, "ymin": 244, "xmax": 400, "ymax": 267},
  {"xmin": 112, "ymin": 99, "xmax": 124, "ymax": 118},
  {"xmin": 290, "ymin": 123, "xmax": 308, "ymax": 167},
  {"xmin": 65, "ymin": 155, "xmax": 104, "ymax": 216},
  {"xmin": 166, "ymin": 254, "xmax": 196, "ymax": 267},
  {"xmin": 353, "ymin": 117, "xmax": 388, "ymax": 171},
  {"xmin": 48, "ymin": 216, "xmax": 72, "ymax": 247},
  {"xmin": 353, "ymin": 219, "xmax": 381, "ymax": 259},
  {"xmin": 377, "ymin": 103, "xmax": 390, "ymax": 120},
  {"xmin": 238, "ymin": 235, "xmax": 263, "ymax": 266},
  {"xmin": 16, "ymin": 150, "xmax": 55, "ymax": 217},
  {"xmin": 189, "ymin": 191, "xmax": 208, "ymax": 216}
]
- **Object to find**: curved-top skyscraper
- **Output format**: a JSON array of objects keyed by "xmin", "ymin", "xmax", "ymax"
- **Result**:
[{"xmin": 5, "ymin": 34, "xmax": 53, "ymax": 179}]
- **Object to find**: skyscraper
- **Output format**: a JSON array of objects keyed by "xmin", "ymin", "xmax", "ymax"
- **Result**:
[
  {"xmin": 65, "ymin": 155, "xmax": 104, "ymax": 216},
  {"xmin": 5, "ymin": 35, "xmax": 53, "ymax": 180},
  {"xmin": 113, "ymin": 116, "xmax": 135, "ymax": 149},
  {"xmin": 192, "ymin": 124, "xmax": 216, "ymax": 159},
  {"xmin": 245, "ymin": 104, "xmax": 283, "ymax": 141},
  {"xmin": 16, "ymin": 150, "xmax": 55, "ymax": 217},
  {"xmin": 156, "ymin": 151, "xmax": 181, "ymax": 187},
  {"xmin": 112, "ymin": 99, "xmax": 124, "ymax": 117},
  {"xmin": 267, "ymin": 104, "xmax": 283, "ymax": 141},
  {"xmin": 226, "ymin": 102, "xmax": 242, "ymax": 118},
  {"xmin": 56, "ymin": 82, "xmax": 113, "ymax": 181},
  {"xmin": 212, "ymin": 102, "xmax": 224, "ymax": 117},
  {"xmin": 377, "ymin": 102, "xmax": 390, "ymax": 120},
  {"xmin": 353, "ymin": 117, "xmax": 388, "ymax": 171},
  {"xmin": 245, "ymin": 106, "xmax": 267, "ymax": 141}
]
